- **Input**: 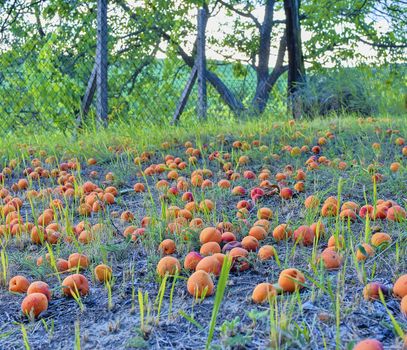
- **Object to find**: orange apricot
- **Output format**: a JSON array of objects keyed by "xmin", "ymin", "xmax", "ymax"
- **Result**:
[
  {"xmin": 280, "ymin": 187, "xmax": 293, "ymax": 200},
  {"xmin": 293, "ymin": 225, "xmax": 314, "ymax": 246},
  {"xmin": 318, "ymin": 248, "xmax": 342, "ymax": 270},
  {"xmin": 241, "ymin": 236, "xmax": 259, "ymax": 252},
  {"xmin": 310, "ymin": 221, "xmax": 325, "ymax": 238},
  {"xmin": 257, "ymin": 245, "xmax": 275, "ymax": 261},
  {"xmin": 156, "ymin": 256, "xmax": 181, "ymax": 277},
  {"xmin": 27, "ymin": 281, "xmax": 51, "ymax": 301},
  {"xmin": 257, "ymin": 207, "xmax": 273, "ymax": 220},
  {"xmin": 196, "ymin": 256, "xmax": 221, "ymax": 276},
  {"xmin": 56, "ymin": 259, "xmax": 69, "ymax": 272},
  {"xmin": 9, "ymin": 275, "xmax": 30, "ymax": 293},
  {"xmin": 187, "ymin": 270, "xmax": 214, "ymax": 298},
  {"xmin": 356, "ymin": 243, "xmax": 375, "ymax": 261},
  {"xmin": 278, "ymin": 268, "xmax": 305, "ymax": 293},
  {"xmin": 199, "ymin": 227, "xmax": 222, "ymax": 244},
  {"xmin": 68, "ymin": 253, "xmax": 89, "ymax": 270},
  {"xmin": 272, "ymin": 224, "xmax": 292, "ymax": 241},
  {"xmin": 200, "ymin": 242, "xmax": 221, "ymax": 256},
  {"xmin": 370, "ymin": 232, "xmax": 392, "ymax": 248},
  {"xmin": 229, "ymin": 247, "xmax": 250, "ymax": 272},
  {"xmin": 353, "ymin": 339, "xmax": 383, "ymax": 350},
  {"xmin": 393, "ymin": 274, "xmax": 407, "ymax": 299},
  {"xmin": 159, "ymin": 239, "xmax": 176, "ymax": 255},
  {"xmin": 62, "ymin": 274, "xmax": 90, "ymax": 297},
  {"xmin": 249, "ymin": 226, "xmax": 267, "ymax": 240},
  {"xmin": 184, "ymin": 252, "xmax": 203, "ymax": 271},
  {"xmin": 387, "ymin": 205, "xmax": 406, "ymax": 222},
  {"xmin": 21, "ymin": 293, "xmax": 48, "ymax": 318},
  {"xmin": 94, "ymin": 264, "xmax": 113, "ymax": 282},
  {"xmin": 401, "ymin": 295, "xmax": 407, "ymax": 316},
  {"xmin": 252, "ymin": 283, "xmax": 277, "ymax": 303}
]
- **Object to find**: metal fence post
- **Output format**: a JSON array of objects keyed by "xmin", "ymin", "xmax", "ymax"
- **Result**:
[
  {"xmin": 96, "ymin": 0, "xmax": 108, "ymax": 127},
  {"xmin": 197, "ymin": 8, "xmax": 207, "ymax": 120}
]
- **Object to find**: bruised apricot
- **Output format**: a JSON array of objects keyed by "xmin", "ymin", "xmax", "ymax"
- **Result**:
[
  {"xmin": 94, "ymin": 264, "xmax": 112, "ymax": 282},
  {"xmin": 252, "ymin": 283, "xmax": 277, "ymax": 303},
  {"xmin": 159, "ymin": 239, "xmax": 176, "ymax": 255},
  {"xmin": 184, "ymin": 252, "xmax": 203, "ymax": 271},
  {"xmin": 363, "ymin": 282, "xmax": 389, "ymax": 301},
  {"xmin": 156, "ymin": 256, "xmax": 181, "ymax": 277},
  {"xmin": 200, "ymin": 227, "xmax": 222, "ymax": 244},
  {"xmin": 393, "ymin": 274, "xmax": 407, "ymax": 299},
  {"xmin": 278, "ymin": 268, "xmax": 305, "ymax": 292},
  {"xmin": 356, "ymin": 243, "xmax": 375, "ymax": 261},
  {"xmin": 187, "ymin": 270, "xmax": 214, "ymax": 298},
  {"xmin": 21, "ymin": 293, "xmax": 48, "ymax": 318},
  {"xmin": 9, "ymin": 275, "xmax": 30, "ymax": 293},
  {"xmin": 62, "ymin": 274, "xmax": 89, "ymax": 297},
  {"xmin": 318, "ymin": 248, "xmax": 342, "ymax": 270}
]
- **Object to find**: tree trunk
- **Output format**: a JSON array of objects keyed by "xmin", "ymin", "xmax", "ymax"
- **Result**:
[{"xmin": 284, "ymin": 0, "xmax": 306, "ymax": 118}]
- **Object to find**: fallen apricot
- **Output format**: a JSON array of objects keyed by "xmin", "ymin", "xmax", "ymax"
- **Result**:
[
  {"xmin": 159, "ymin": 239, "xmax": 176, "ymax": 255},
  {"xmin": 21, "ymin": 293, "xmax": 48, "ymax": 318},
  {"xmin": 156, "ymin": 256, "xmax": 181, "ymax": 277},
  {"xmin": 394, "ymin": 274, "xmax": 407, "ymax": 299},
  {"xmin": 353, "ymin": 339, "xmax": 383, "ymax": 350},
  {"xmin": 94, "ymin": 264, "xmax": 112, "ymax": 282},
  {"xmin": 27, "ymin": 281, "xmax": 51, "ymax": 301},
  {"xmin": 9, "ymin": 275, "xmax": 30, "ymax": 293},
  {"xmin": 257, "ymin": 245, "xmax": 275, "ymax": 261},
  {"xmin": 187, "ymin": 270, "xmax": 214, "ymax": 298},
  {"xmin": 278, "ymin": 268, "xmax": 305, "ymax": 292},
  {"xmin": 62, "ymin": 274, "xmax": 90, "ymax": 297},
  {"xmin": 199, "ymin": 227, "xmax": 222, "ymax": 244},
  {"xmin": 252, "ymin": 283, "xmax": 277, "ymax": 303}
]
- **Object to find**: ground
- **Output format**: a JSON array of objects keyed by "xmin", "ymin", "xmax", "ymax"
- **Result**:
[{"xmin": 0, "ymin": 115, "xmax": 406, "ymax": 350}]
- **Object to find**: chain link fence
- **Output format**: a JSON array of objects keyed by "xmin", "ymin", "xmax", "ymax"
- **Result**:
[{"xmin": 0, "ymin": 3, "xmax": 274, "ymax": 133}]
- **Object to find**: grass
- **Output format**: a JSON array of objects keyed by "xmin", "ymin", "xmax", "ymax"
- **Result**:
[{"xmin": 0, "ymin": 113, "xmax": 406, "ymax": 349}]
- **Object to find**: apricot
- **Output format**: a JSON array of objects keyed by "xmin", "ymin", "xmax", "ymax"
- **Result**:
[
  {"xmin": 257, "ymin": 207, "xmax": 273, "ymax": 220},
  {"xmin": 293, "ymin": 225, "xmax": 314, "ymax": 246},
  {"xmin": 221, "ymin": 231, "xmax": 236, "ymax": 243},
  {"xmin": 252, "ymin": 283, "xmax": 277, "ymax": 303},
  {"xmin": 327, "ymin": 235, "xmax": 345, "ymax": 249},
  {"xmin": 27, "ymin": 281, "xmax": 51, "ymax": 301},
  {"xmin": 229, "ymin": 247, "xmax": 249, "ymax": 272},
  {"xmin": 310, "ymin": 221, "xmax": 325, "ymax": 238},
  {"xmin": 394, "ymin": 274, "xmax": 407, "ymax": 299},
  {"xmin": 249, "ymin": 226, "xmax": 267, "ymax": 240},
  {"xmin": 200, "ymin": 242, "xmax": 221, "ymax": 256},
  {"xmin": 272, "ymin": 224, "xmax": 292, "ymax": 241},
  {"xmin": 196, "ymin": 256, "xmax": 221, "ymax": 276},
  {"xmin": 56, "ymin": 259, "xmax": 69, "ymax": 272},
  {"xmin": 199, "ymin": 227, "xmax": 221, "ymax": 245},
  {"xmin": 356, "ymin": 243, "xmax": 375, "ymax": 261},
  {"xmin": 156, "ymin": 256, "xmax": 181, "ymax": 277},
  {"xmin": 159, "ymin": 239, "xmax": 176, "ymax": 255},
  {"xmin": 241, "ymin": 236, "xmax": 259, "ymax": 252},
  {"xmin": 319, "ymin": 248, "xmax": 342, "ymax": 269},
  {"xmin": 401, "ymin": 295, "xmax": 407, "ymax": 316},
  {"xmin": 339, "ymin": 209, "xmax": 357, "ymax": 221},
  {"xmin": 254, "ymin": 219, "xmax": 270, "ymax": 232},
  {"xmin": 363, "ymin": 282, "xmax": 389, "ymax": 301},
  {"xmin": 321, "ymin": 202, "xmax": 338, "ymax": 217},
  {"xmin": 21, "ymin": 293, "xmax": 48, "ymax": 318},
  {"xmin": 68, "ymin": 253, "xmax": 89, "ymax": 270},
  {"xmin": 9, "ymin": 275, "xmax": 30, "ymax": 293},
  {"xmin": 353, "ymin": 339, "xmax": 383, "ymax": 350},
  {"xmin": 62, "ymin": 274, "xmax": 90, "ymax": 297},
  {"xmin": 278, "ymin": 268, "xmax": 305, "ymax": 292},
  {"xmin": 387, "ymin": 205, "xmax": 406, "ymax": 222},
  {"xmin": 184, "ymin": 252, "xmax": 203, "ymax": 271},
  {"xmin": 258, "ymin": 245, "xmax": 275, "ymax": 261},
  {"xmin": 371, "ymin": 232, "xmax": 392, "ymax": 247},
  {"xmin": 280, "ymin": 187, "xmax": 293, "ymax": 200},
  {"xmin": 94, "ymin": 264, "xmax": 112, "ymax": 282},
  {"xmin": 187, "ymin": 270, "xmax": 214, "ymax": 298}
]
